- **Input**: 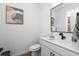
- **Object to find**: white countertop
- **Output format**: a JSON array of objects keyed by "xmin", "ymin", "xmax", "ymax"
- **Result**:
[{"xmin": 41, "ymin": 36, "xmax": 79, "ymax": 54}]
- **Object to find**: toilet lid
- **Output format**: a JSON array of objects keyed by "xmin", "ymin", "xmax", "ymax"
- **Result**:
[{"xmin": 30, "ymin": 44, "xmax": 40, "ymax": 51}]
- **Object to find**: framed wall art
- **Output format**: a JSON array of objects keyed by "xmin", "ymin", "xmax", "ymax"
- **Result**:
[{"xmin": 6, "ymin": 5, "xmax": 24, "ymax": 24}]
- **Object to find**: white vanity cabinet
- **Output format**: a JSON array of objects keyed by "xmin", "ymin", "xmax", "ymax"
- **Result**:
[
  {"xmin": 41, "ymin": 45, "xmax": 51, "ymax": 56},
  {"xmin": 40, "ymin": 37, "xmax": 79, "ymax": 56},
  {"xmin": 41, "ymin": 45, "xmax": 60, "ymax": 56}
]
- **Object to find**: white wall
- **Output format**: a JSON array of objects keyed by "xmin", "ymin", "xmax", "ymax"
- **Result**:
[
  {"xmin": 0, "ymin": 3, "xmax": 60, "ymax": 56},
  {"xmin": 39, "ymin": 3, "xmax": 54, "ymax": 37},
  {"xmin": 0, "ymin": 3, "xmax": 40, "ymax": 55},
  {"xmin": 39, "ymin": 3, "xmax": 59, "ymax": 37}
]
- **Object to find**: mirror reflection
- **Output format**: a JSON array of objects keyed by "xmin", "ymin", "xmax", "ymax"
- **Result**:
[{"xmin": 50, "ymin": 3, "xmax": 79, "ymax": 32}]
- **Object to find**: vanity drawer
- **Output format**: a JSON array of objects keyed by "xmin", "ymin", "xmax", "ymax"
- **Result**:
[{"xmin": 40, "ymin": 39, "xmax": 79, "ymax": 56}]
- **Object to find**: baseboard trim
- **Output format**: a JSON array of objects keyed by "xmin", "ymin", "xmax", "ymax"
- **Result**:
[{"xmin": 21, "ymin": 51, "xmax": 31, "ymax": 56}]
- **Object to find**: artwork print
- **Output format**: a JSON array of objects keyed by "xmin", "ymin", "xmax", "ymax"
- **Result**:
[{"xmin": 6, "ymin": 5, "xmax": 23, "ymax": 24}]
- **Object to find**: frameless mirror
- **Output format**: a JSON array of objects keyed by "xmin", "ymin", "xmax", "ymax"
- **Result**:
[{"xmin": 50, "ymin": 3, "xmax": 79, "ymax": 33}]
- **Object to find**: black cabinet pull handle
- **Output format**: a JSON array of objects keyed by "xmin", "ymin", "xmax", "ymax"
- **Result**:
[
  {"xmin": 50, "ymin": 52, "xmax": 55, "ymax": 56},
  {"xmin": 53, "ymin": 54, "xmax": 55, "ymax": 56}
]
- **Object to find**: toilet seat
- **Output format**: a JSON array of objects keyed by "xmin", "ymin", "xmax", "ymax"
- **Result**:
[{"xmin": 30, "ymin": 44, "xmax": 40, "ymax": 51}]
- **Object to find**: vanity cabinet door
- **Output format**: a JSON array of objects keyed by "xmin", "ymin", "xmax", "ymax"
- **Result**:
[
  {"xmin": 41, "ymin": 45, "xmax": 60, "ymax": 56},
  {"xmin": 41, "ymin": 45, "xmax": 50, "ymax": 56}
]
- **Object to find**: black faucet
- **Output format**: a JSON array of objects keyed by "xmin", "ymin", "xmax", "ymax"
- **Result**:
[{"xmin": 59, "ymin": 33, "xmax": 66, "ymax": 40}]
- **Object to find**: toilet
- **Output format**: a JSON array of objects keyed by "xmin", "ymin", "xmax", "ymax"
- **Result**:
[{"xmin": 29, "ymin": 44, "xmax": 41, "ymax": 56}]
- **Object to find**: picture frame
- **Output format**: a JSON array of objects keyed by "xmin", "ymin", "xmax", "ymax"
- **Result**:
[{"xmin": 6, "ymin": 5, "xmax": 24, "ymax": 24}]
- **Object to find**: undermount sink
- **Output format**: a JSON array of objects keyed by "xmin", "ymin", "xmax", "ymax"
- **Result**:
[{"xmin": 50, "ymin": 32, "xmax": 73, "ymax": 41}]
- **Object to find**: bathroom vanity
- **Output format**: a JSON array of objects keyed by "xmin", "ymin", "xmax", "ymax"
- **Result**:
[
  {"xmin": 40, "ymin": 32, "xmax": 79, "ymax": 56},
  {"xmin": 39, "ymin": 3, "xmax": 79, "ymax": 56}
]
